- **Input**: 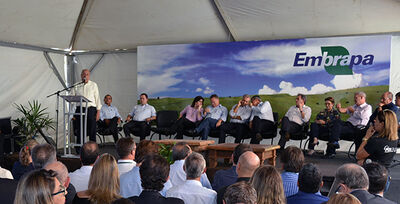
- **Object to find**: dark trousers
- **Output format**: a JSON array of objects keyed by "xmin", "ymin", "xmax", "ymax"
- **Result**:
[
  {"xmin": 74, "ymin": 106, "xmax": 97, "ymax": 144},
  {"xmin": 250, "ymin": 116, "xmax": 275, "ymax": 144},
  {"xmin": 123, "ymin": 120, "xmax": 149, "ymax": 140},
  {"xmin": 97, "ymin": 117, "xmax": 119, "ymax": 142},
  {"xmin": 219, "ymin": 122, "xmax": 246, "ymax": 143},
  {"xmin": 174, "ymin": 117, "xmax": 197, "ymax": 139},
  {"xmin": 278, "ymin": 116, "xmax": 302, "ymax": 149},
  {"xmin": 195, "ymin": 118, "xmax": 218, "ymax": 140},
  {"xmin": 308, "ymin": 122, "xmax": 330, "ymax": 149},
  {"xmin": 329, "ymin": 120, "xmax": 361, "ymax": 154}
]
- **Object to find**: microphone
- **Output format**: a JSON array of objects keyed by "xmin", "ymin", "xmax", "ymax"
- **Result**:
[{"xmin": 82, "ymin": 77, "xmax": 86, "ymax": 83}]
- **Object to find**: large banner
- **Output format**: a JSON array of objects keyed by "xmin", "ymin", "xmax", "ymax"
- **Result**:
[{"xmin": 138, "ymin": 35, "xmax": 391, "ymax": 98}]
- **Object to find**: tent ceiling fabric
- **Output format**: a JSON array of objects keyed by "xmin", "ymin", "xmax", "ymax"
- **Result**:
[
  {"xmin": 0, "ymin": 0, "xmax": 83, "ymax": 49},
  {"xmin": 217, "ymin": 0, "xmax": 400, "ymax": 41}
]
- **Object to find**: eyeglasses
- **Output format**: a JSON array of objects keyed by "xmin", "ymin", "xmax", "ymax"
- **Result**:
[{"xmin": 51, "ymin": 185, "xmax": 66, "ymax": 196}]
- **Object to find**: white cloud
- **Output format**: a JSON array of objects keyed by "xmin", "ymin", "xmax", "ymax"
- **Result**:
[
  {"xmin": 199, "ymin": 77, "xmax": 210, "ymax": 86},
  {"xmin": 330, "ymin": 73, "xmax": 363, "ymax": 90},
  {"xmin": 309, "ymin": 83, "xmax": 335, "ymax": 94},
  {"xmin": 258, "ymin": 85, "xmax": 277, "ymax": 95},
  {"xmin": 362, "ymin": 68, "xmax": 390, "ymax": 84},
  {"xmin": 279, "ymin": 81, "xmax": 309, "ymax": 96},
  {"xmin": 257, "ymin": 81, "xmax": 334, "ymax": 96},
  {"xmin": 195, "ymin": 88, "xmax": 203, "ymax": 92},
  {"xmin": 203, "ymin": 87, "xmax": 214, "ymax": 94}
]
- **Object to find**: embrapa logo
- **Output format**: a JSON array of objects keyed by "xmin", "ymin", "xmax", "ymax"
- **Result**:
[{"xmin": 293, "ymin": 46, "xmax": 374, "ymax": 75}]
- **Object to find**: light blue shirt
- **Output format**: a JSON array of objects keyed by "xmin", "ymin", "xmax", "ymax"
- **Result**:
[
  {"xmin": 129, "ymin": 104, "xmax": 156, "ymax": 121},
  {"xmin": 100, "ymin": 104, "xmax": 121, "ymax": 121},
  {"xmin": 281, "ymin": 171, "xmax": 299, "ymax": 197},
  {"xmin": 169, "ymin": 160, "xmax": 212, "ymax": 189},
  {"xmin": 229, "ymin": 105, "xmax": 251, "ymax": 124},
  {"xmin": 396, "ymin": 108, "xmax": 400, "ymax": 125},
  {"xmin": 166, "ymin": 180, "xmax": 217, "ymax": 204},
  {"xmin": 250, "ymin": 101, "xmax": 274, "ymax": 122},
  {"xmin": 205, "ymin": 104, "xmax": 228, "ymax": 122},
  {"xmin": 120, "ymin": 166, "xmax": 172, "ymax": 198}
]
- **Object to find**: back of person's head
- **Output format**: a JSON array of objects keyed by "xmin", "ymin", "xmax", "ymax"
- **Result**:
[
  {"xmin": 44, "ymin": 161, "xmax": 68, "ymax": 185},
  {"xmin": 172, "ymin": 142, "xmax": 191, "ymax": 161},
  {"xmin": 249, "ymin": 165, "xmax": 285, "ymax": 204},
  {"xmin": 237, "ymin": 151, "xmax": 260, "ymax": 177},
  {"xmin": 116, "ymin": 138, "xmax": 136, "ymax": 159},
  {"xmin": 135, "ymin": 140, "xmax": 158, "ymax": 163},
  {"xmin": 363, "ymin": 162, "xmax": 389, "ymax": 194},
  {"xmin": 140, "ymin": 154, "xmax": 170, "ymax": 191},
  {"xmin": 14, "ymin": 169, "xmax": 58, "ymax": 204},
  {"xmin": 327, "ymin": 193, "xmax": 361, "ymax": 204},
  {"xmin": 88, "ymin": 153, "xmax": 121, "ymax": 203},
  {"xmin": 19, "ymin": 139, "xmax": 39, "ymax": 166},
  {"xmin": 223, "ymin": 181, "xmax": 257, "ymax": 204},
  {"xmin": 80, "ymin": 141, "xmax": 99, "ymax": 166},
  {"xmin": 280, "ymin": 146, "xmax": 304, "ymax": 173},
  {"xmin": 233, "ymin": 144, "xmax": 252, "ymax": 165},
  {"xmin": 298, "ymin": 163, "xmax": 323, "ymax": 193},
  {"xmin": 31, "ymin": 143, "xmax": 57, "ymax": 169},
  {"xmin": 335, "ymin": 163, "xmax": 369, "ymax": 190},
  {"xmin": 184, "ymin": 152, "xmax": 206, "ymax": 179}
]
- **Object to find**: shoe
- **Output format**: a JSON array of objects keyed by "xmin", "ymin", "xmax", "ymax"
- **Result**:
[
  {"xmin": 255, "ymin": 133, "xmax": 263, "ymax": 142},
  {"xmin": 328, "ymin": 141, "xmax": 340, "ymax": 149},
  {"xmin": 323, "ymin": 153, "xmax": 336, "ymax": 159},
  {"xmin": 306, "ymin": 149, "xmax": 315, "ymax": 156}
]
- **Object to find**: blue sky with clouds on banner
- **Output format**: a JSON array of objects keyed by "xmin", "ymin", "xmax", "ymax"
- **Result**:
[{"xmin": 138, "ymin": 35, "xmax": 390, "ymax": 98}]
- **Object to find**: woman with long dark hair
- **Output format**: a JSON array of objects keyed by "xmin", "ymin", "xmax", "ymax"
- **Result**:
[{"xmin": 174, "ymin": 96, "xmax": 204, "ymax": 139}]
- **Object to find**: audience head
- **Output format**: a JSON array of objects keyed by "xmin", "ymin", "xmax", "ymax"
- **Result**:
[
  {"xmin": 354, "ymin": 92, "xmax": 366, "ymax": 105},
  {"xmin": 296, "ymin": 93, "xmax": 307, "ymax": 105},
  {"xmin": 44, "ymin": 161, "xmax": 70, "ymax": 188},
  {"xmin": 327, "ymin": 193, "xmax": 361, "ymax": 204},
  {"xmin": 223, "ymin": 181, "xmax": 257, "ymax": 204},
  {"xmin": 140, "ymin": 154, "xmax": 170, "ymax": 191},
  {"xmin": 298, "ymin": 163, "xmax": 323, "ymax": 194},
  {"xmin": 280, "ymin": 146, "xmax": 304, "ymax": 173},
  {"xmin": 325, "ymin": 97, "xmax": 335, "ymax": 111},
  {"xmin": 232, "ymin": 144, "xmax": 252, "ymax": 165},
  {"xmin": 14, "ymin": 169, "xmax": 66, "ymax": 204},
  {"xmin": 116, "ymin": 138, "xmax": 136, "ymax": 160},
  {"xmin": 19, "ymin": 139, "xmax": 39, "ymax": 166},
  {"xmin": 236, "ymin": 151, "xmax": 260, "ymax": 178},
  {"xmin": 375, "ymin": 110, "xmax": 398, "ymax": 141},
  {"xmin": 88, "ymin": 153, "xmax": 120, "ymax": 203},
  {"xmin": 135, "ymin": 140, "xmax": 158, "ymax": 163},
  {"xmin": 250, "ymin": 165, "xmax": 285, "ymax": 204},
  {"xmin": 104, "ymin": 94, "xmax": 112, "ymax": 106},
  {"xmin": 334, "ymin": 163, "xmax": 369, "ymax": 194},
  {"xmin": 251, "ymin": 95, "xmax": 262, "ymax": 106},
  {"xmin": 184, "ymin": 152, "xmax": 206, "ymax": 180},
  {"xmin": 210, "ymin": 94, "xmax": 220, "ymax": 107},
  {"xmin": 172, "ymin": 142, "xmax": 192, "ymax": 161},
  {"xmin": 31, "ymin": 143, "xmax": 57, "ymax": 169},
  {"xmin": 140, "ymin": 93, "xmax": 149, "ymax": 105},
  {"xmin": 191, "ymin": 96, "xmax": 204, "ymax": 108},
  {"xmin": 80, "ymin": 141, "xmax": 99, "ymax": 166},
  {"xmin": 395, "ymin": 92, "xmax": 400, "ymax": 107},
  {"xmin": 363, "ymin": 162, "xmax": 389, "ymax": 195}
]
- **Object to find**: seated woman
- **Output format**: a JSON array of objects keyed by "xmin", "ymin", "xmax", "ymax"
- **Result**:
[
  {"xmin": 174, "ymin": 96, "xmax": 204, "ymax": 139},
  {"xmin": 12, "ymin": 139, "xmax": 39, "ymax": 181},
  {"xmin": 356, "ymin": 110, "xmax": 398, "ymax": 168},
  {"xmin": 307, "ymin": 97, "xmax": 340, "ymax": 156}
]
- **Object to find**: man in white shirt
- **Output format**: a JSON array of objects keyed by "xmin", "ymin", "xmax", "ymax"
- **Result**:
[
  {"xmin": 116, "ymin": 137, "xmax": 136, "ymax": 175},
  {"xmin": 249, "ymin": 95, "xmax": 275, "ymax": 144},
  {"xmin": 166, "ymin": 152, "xmax": 217, "ymax": 204},
  {"xmin": 98, "ymin": 94, "xmax": 122, "ymax": 143},
  {"xmin": 123, "ymin": 93, "xmax": 156, "ymax": 140},
  {"xmin": 0, "ymin": 166, "xmax": 13, "ymax": 179},
  {"xmin": 278, "ymin": 94, "xmax": 312, "ymax": 150},
  {"xmin": 73, "ymin": 69, "xmax": 102, "ymax": 147},
  {"xmin": 69, "ymin": 141, "xmax": 99, "ymax": 192},
  {"xmin": 169, "ymin": 142, "xmax": 212, "ymax": 188}
]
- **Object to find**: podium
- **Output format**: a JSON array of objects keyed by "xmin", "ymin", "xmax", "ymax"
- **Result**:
[{"xmin": 60, "ymin": 95, "xmax": 91, "ymax": 157}]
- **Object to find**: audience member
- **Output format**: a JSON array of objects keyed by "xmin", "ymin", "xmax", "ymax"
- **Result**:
[
  {"xmin": 123, "ymin": 93, "xmax": 156, "ymax": 140},
  {"xmin": 0, "ymin": 166, "xmax": 12, "ymax": 179},
  {"xmin": 219, "ymin": 94, "xmax": 251, "ymax": 143},
  {"xmin": 217, "ymin": 151, "xmax": 260, "ymax": 204},
  {"xmin": 327, "ymin": 194, "xmax": 361, "ymax": 204},
  {"xmin": 174, "ymin": 96, "xmax": 204, "ymax": 139},
  {"xmin": 280, "ymin": 146, "xmax": 304, "ymax": 197},
  {"xmin": 249, "ymin": 95, "xmax": 275, "ymax": 144},
  {"xmin": 223, "ymin": 181, "xmax": 257, "ymax": 204},
  {"xmin": 129, "ymin": 154, "xmax": 184, "ymax": 204},
  {"xmin": 45, "ymin": 161, "xmax": 76, "ymax": 204},
  {"xmin": 363, "ymin": 162, "xmax": 396, "ymax": 204},
  {"xmin": 73, "ymin": 154, "xmax": 121, "ymax": 204},
  {"xmin": 98, "ymin": 94, "xmax": 122, "ymax": 143},
  {"xmin": 367, "ymin": 92, "xmax": 398, "ymax": 127},
  {"xmin": 169, "ymin": 142, "xmax": 211, "ymax": 189},
  {"xmin": 12, "ymin": 139, "xmax": 38, "ymax": 180},
  {"xmin": 395, "ymin": 92, "xmax": 400, "ymax": 124},
  {"xmin": 116, "ymin": 137, "xmax": 137, "ymax": 175},
  {"xmin": 278, "ymin": 94, "xmax": 311, "ymax": 150},
  {"xmin": 14, "ymin": 169, "xmax": 67, "ymax": 204},
  {"xmin": 0, "ymin": 177, "xmax": 18, "ymax": 204},
  {"xmin": 287, "ymin": 163, "xmax": 328, "ymax": 204},
  {"xmin": 167, "ymin": 152, "xmax": 217, "ymax": 204},
  {"xmin": 69, "ymin": 141, "xmax": 99, "ymax": 192},
  {"xmin": 212, "ymin": 144, "xmax": 252, "ymax": 190},
  {"xmin": 31, "ymin": 143, "xmax": 57, "ymax": 169},
  {"xmin": 250, "ymin": 165, "xmax": 285, "ymax": 204}
]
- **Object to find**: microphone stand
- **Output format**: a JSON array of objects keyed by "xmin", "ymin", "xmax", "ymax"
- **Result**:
[{"xmin": 47, "ymin": 81, "xmax": 85, "ymax": 149}]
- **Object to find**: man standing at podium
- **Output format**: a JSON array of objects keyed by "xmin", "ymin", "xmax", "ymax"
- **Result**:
[{"xmin": 73, "ymin": 69, "xmax": 102, "ymax": 148}]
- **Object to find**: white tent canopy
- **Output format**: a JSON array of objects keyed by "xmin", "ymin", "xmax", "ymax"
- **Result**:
[{"xmin": 1, "ymin": 0, "xmax": 400, "ymax": 146}]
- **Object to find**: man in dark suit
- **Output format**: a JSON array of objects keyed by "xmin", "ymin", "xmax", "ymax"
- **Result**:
[
  {"xmin": 0, "ymin": 178, "xmax": 18, "ymax": 204},
  {"xmin": 129, "ymin": 154, "xmax": 183, "ymax": 204},
  {"xmin": 363, "ymin": 162, "xmax": 396, "ymax": 204}
]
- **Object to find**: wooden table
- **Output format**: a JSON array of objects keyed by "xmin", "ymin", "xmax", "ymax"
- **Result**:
[
  {"xmin": 153, "ymin": 139, "xmax": 215, "ymax": 152},
  {"xmin": 207, "ymin": 143, "xmax": 280, "ymax": 168}
]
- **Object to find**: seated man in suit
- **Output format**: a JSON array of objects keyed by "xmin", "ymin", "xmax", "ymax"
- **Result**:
[
  {"xmin": 98, "ymin": 94, "xmax": 122, "ymax": 143},
  {"xmin": 123, "ymin": 93, "xmax": 156, "ymax": 140},
  {"xmin": 278, "ymin": 94, "xmax": 311, "ymax": 150},
  {"xmin": 249, "ymin": 95, "xmax": 275, "ymax": 144},
  {"xmin": 219, "ymin": 94, "xmax": 251, "ymax": 143}
]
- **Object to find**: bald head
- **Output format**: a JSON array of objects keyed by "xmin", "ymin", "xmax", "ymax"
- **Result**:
[
  {"xmin": 45, "ymin": 161, "xmax": 69, "ymax": 184},
  {"xmin": 236, "ymin": 151, "xmax": 260, "ymax": 178}
]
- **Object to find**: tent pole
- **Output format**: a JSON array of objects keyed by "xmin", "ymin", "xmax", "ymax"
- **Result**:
[
  {"xmin": 210, "ymin": 0, "xmax": 237, "ymax": 42},
  {"xmin": 0, "ymin": 40, "xmax": 68, "ymax": 54},
  {"xmin": 89, "ymin": 54, "xmax": 105, "ymax": 73}
]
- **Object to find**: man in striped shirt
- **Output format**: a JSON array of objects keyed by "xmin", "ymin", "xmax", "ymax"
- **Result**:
[{"xmin": 280, "ymin": 146, "xmax": 304, "ymax": 197}]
